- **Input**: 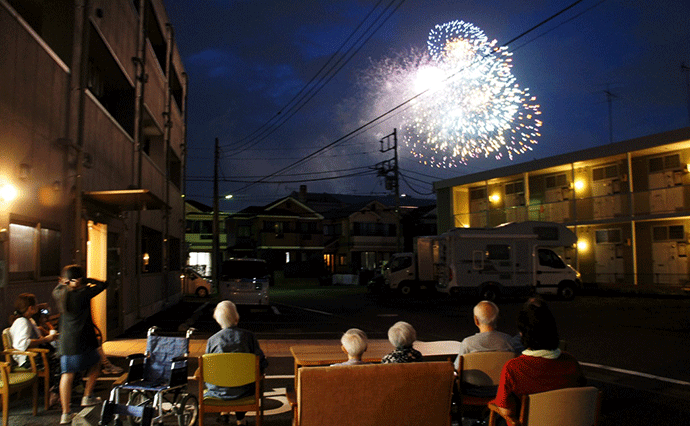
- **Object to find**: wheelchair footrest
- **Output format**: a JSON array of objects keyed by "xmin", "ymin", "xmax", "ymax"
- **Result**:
[{"xmin": 100, "ymin": 401, "xmax": 155, "ymax": 426}]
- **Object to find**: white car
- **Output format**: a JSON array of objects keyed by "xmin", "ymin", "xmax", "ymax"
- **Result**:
[
  {"xmin": 181, "ymin": 267, "xmax": 212, "ymax": 297},
  {"xmin": 219, "ymin": 258, "xmax": 270, "ymax": 306}
]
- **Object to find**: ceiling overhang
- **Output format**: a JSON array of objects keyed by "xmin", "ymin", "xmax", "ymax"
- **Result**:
[{"xmin": 83, "ymin": 189, "xmax": 167, "ymax": 212}]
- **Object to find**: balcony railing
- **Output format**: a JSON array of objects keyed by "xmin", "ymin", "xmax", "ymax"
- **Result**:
[{"xmin": 455, "ymin": 184, "xmax": 689, "ymax": 227}]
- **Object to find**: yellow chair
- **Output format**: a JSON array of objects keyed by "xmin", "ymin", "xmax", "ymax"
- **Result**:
[
  {"xmin": 2, "ymin": 328, "xmax": 51, "ymax": 410},
  {"xmin": 488, "ymin": 386, "xmax": 602, "ymax": 426},
  {"xmin": 455, "ymin": 350, "xmax": 516, "ymax": 419},
  {"xmin": 0, "ymin": 355, "xmax": 39, "ymax": 426},
  {"xmin": 197, "ymin": 353, "xmax": 264, "ymax": 426}
]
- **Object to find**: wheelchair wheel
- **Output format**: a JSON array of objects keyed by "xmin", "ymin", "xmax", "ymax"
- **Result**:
[
  {"xmin": 176, "ymin": 394, "xmax": 198, "ymax": 426},
  {"xmin": 126, "ymin": 391, "xmax": 150, "ymax": 426}
]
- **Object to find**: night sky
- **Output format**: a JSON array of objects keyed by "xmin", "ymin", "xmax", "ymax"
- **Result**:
[{"xmin": 163, "ymin": 0, "xmax": 690, "ymax": 211}]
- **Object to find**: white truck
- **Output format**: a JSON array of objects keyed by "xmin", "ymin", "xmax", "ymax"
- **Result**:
[
  {"xmin": 436, "ymin": 221, "xmax": 581, "ymax": 300},
  {"xmin": 379, "ymin": 235, "xmax": 442, "ymax": 296}
]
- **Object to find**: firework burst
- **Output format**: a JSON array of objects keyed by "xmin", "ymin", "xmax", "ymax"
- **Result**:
[
  {"xmin": 358, "ymin": 20, "xmax": 541, "ymax": 168},
  {"xmin": 407, "ymin": 20, "xmax": 541, "ymax": 167}
]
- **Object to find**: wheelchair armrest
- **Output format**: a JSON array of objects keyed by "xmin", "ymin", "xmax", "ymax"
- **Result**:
[
  {"xmin": 168, "ymin": 358, "xmax": 189, "ymax": 388},
  {"xmin": 125, "ymin": 354, "xmax": 146, "ymax": 383}
]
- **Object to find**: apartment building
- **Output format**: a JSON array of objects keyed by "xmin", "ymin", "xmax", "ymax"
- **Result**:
[
  {"xmin": 434, "ymin": 128, "xmax": 690, "ymax": 288},
  {"xmin": 0, "ymin": 0, "xmax": 187, "ymax": 338}
]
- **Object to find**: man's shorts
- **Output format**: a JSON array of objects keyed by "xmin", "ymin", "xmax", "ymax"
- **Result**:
[{"xmin": 60, "ymin": 348, "xmax": 100, "ymax": 373}]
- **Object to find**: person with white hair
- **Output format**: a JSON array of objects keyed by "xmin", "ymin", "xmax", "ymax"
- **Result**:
[
  {"xmin": 381, "ymin": 321, "xmax": 422, "ymax": 363},
  {"xmin": 454, "ymin": 300, "xmax": 515, "ymax": 369},
  {"xmin": 331, "ymin": 328, "xmax": 368, "ymax": 366},
  {"xmin": 205, "ymin": 300, "xmax": 268, "ymax": 426}
]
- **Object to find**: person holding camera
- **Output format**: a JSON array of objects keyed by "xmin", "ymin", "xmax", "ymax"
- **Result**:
[{"xmin": 9, "ymin": 293, "xmax": 61, "ymax": 408}]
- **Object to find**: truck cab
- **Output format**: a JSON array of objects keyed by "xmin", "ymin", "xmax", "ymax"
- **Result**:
[{"xmin": 384, "ymin": 253, "xmax": 416, "ymax": 295}]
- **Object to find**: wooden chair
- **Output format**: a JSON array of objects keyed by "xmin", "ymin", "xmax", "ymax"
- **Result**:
[
  {"xmin": 2, "ymin": 328, "xmax": 51, "ymax": 410},
  {"xmin": 0, "ymin": 354, "xmax": 39, "ymax": 426},
  {"xmin": 197, "ymin": 353, "xmax": 264, "ymax": 426},
  {"xmin": 488, "ymin": 386, "xmax": 602, "ymax": 426},
  {"xmin": 455, "ymin": 351, "xmax": 516, "ymax": 419}
]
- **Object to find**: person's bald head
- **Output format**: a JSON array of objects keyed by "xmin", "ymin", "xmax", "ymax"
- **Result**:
[{"xmin": 473, "ymin": 300, "xmax": 500, "ymax": 329}]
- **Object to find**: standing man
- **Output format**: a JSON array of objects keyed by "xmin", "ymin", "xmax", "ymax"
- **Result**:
[
  {"xmin": 53, "ymin": 265, "xmax": 107, "ymax": 424},
  {"xmin": 454, "ymin": 300, "xmax": 515, "ymax": 369}
]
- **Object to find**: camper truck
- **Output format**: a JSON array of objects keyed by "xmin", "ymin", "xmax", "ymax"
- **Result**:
[{"xmin": 436, "ymin": 221, "xmax": 581, "ymax": 300}]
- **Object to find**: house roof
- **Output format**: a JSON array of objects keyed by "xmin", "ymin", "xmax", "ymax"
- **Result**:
[{"xmin": 185, "ymin": 199, "xmax": 213, "ymax": 213}]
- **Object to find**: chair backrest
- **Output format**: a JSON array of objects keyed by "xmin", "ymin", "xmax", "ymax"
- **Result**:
[
  {"xmin": 459, "ymin": 351, "xmax": 516, "ymax": 387},
  {"xmin": 521, "ymin": 386, "xmax": 601, "ymax": 426},
  {"xmin": 297, "ymin": 361, "xmax": 454, "ymax": 426},
  {"xmin": 2, "ymin": 328, "xmax": 16, "ymax": 365},
  {"xmin": 201, "ymin": 353, "xmax": 258, "ymax": 388},
  {"xmin": 144, "ymin": 334, "xmax": 190, "ymax": 383}
]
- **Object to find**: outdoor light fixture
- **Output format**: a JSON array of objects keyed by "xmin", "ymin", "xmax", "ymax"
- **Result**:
[
  {"xmin": 574, "ymin": 180, "xmax": 585, "ymax": 192},
  {"xmin": 0, "ymin": 182, "xmax": 18, "ymax": 202},
  {"xmin": 489, "ymin": 193, "xmax": 501, "ymax": 203},
  {"xmin": 577, "ymin": 239, "xmax": 589, "ymax": 252}
]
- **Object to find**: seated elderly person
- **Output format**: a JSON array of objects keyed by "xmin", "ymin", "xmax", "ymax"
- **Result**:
[
  {"xmin": 205, "ymin": 300, "xmax": 268, "ymax": 426},
  {"xmin": 489, "ymin": 298, "xmax": 586, "ymax": 426},
  {"xmin": 332, "ymin": 328, "xmax": 368, "ymax": 366},
  {"xmin": 454, "ymin": 300, "xmax": 515, "ymax": 370},
  {"xmin": 381, "ymin": 321, "xmax": 422, "ymax": 363}
]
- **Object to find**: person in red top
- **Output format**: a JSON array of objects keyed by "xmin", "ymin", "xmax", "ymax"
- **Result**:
[{"xmin": 489, "ymin": 298, "xmax": 586, "ymax": 425}]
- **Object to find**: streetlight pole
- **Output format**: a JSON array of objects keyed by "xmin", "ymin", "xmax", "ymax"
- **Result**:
[{"xmin": 212, "ymin": 137, "xmax": 219, "ymax": 293}]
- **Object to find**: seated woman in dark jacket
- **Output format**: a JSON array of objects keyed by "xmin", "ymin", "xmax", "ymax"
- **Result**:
[{"xmin": 205, "ymin": 300, "xmax": 268, "ymax": 426}]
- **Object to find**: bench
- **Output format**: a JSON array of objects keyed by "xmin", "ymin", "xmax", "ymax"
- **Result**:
[{"xmin": 289, "ymin": 361, "xmax": 455, "ymax": 426}]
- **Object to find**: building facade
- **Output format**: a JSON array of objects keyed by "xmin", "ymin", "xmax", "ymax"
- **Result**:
[
  {"xmin": 226, "ymin": 196, "xmax": 325, "ymax": 273},
  {"xmin": 434, "ymin": 128, "xmax": 690, "ymax": 288},
  {"xmin": 0, "ymin": 0, "xmax": 187, "ymax": 338},
  {"xmin": 185, "ymin": 200, "xmax": 228, "ymax": 278}
]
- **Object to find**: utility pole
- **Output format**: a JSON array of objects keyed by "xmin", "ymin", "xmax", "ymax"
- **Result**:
[
  {"xmin": 682, "ymin": 63, "xmax": 690, "ymax": 125},
  {"xmin": 603, "ymin": 84, "xmax": 617, "ymax": 144},
  {"xmin": 212, "ymin": 138, "xmax": 219, "ymax": 294},
  {"xmin": 377, "ymin": 129, "xmax": 402, "ymax": 252}
]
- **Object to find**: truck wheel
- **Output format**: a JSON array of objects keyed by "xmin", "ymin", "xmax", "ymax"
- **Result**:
[
  {"xmin": 399, "ymin": 282, "xmax": 414, "ymax": 296},
  {"xmin": 558, "ymin": 283, "xmax": 576, "ymax": 301},
  {"xmin": 480, "ymin": 285, "xmax": 499, "ymax": 302},
  {"xmin": 195, "ymin": 287, "xmax": 209, "ymax": 298}
]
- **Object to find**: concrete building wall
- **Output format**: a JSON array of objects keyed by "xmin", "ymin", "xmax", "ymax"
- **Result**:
[{"xmin": 0, "ymin": 0, "xmax": 186, "ymax": 337}]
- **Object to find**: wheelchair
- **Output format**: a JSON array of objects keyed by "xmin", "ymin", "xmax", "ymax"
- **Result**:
[{"xmin": 100, "ymin": 327, "xmax": 198, "ymax": 426}]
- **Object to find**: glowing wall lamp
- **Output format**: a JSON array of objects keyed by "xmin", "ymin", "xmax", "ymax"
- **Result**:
[
  {"xmin": 489, "ymin": 193, "xmax": 501, "ymax": 203},
  {"xmin": 0, "ymin": 182, "xmax": 18, "ymax": 203},
  {"xmin": 573, "ymin": 180, "xmax": 585, "ymax": 192},
  {"xmin": 577, "ymin": 238, "xmax": 589, "ymax": 252}
]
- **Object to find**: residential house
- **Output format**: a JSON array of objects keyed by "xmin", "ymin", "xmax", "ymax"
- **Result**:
[{"xmin": 226, "ymin": 196, "xmax": 324, "ymax": 272}]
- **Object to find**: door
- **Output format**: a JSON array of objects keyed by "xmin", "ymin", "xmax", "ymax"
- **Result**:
[
  {"xmin": 106, "ymin": 232, "xmax": 121, "ymax": 337},
  {"xmin": 87, "ymin": 221, "xmax": 108, "ymax": 341},
  {"xmin": 652, "ymin": 241, "xmax": 688, "ymax": 285}
]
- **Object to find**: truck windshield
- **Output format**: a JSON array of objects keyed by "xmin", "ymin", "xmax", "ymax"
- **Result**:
[
  {"xmin": 388, "ymin": 256, "xmax": 412, "ymax": 272},
  {"xmin": 537, "ymin": 249, "xmax": 566, "ymax": 269}
]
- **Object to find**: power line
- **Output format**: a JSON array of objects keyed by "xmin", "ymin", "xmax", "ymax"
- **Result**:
[
  {"xmin": 221, "ymin": 0, "xmax": 406, "ymax": 155},
  {"xmin": 188, "ymin": 169, "xmax": 377, "ymax": 184},
  {"xmin": 226, "ymin": 0, "xmax": 600, "ymax": 196}
]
